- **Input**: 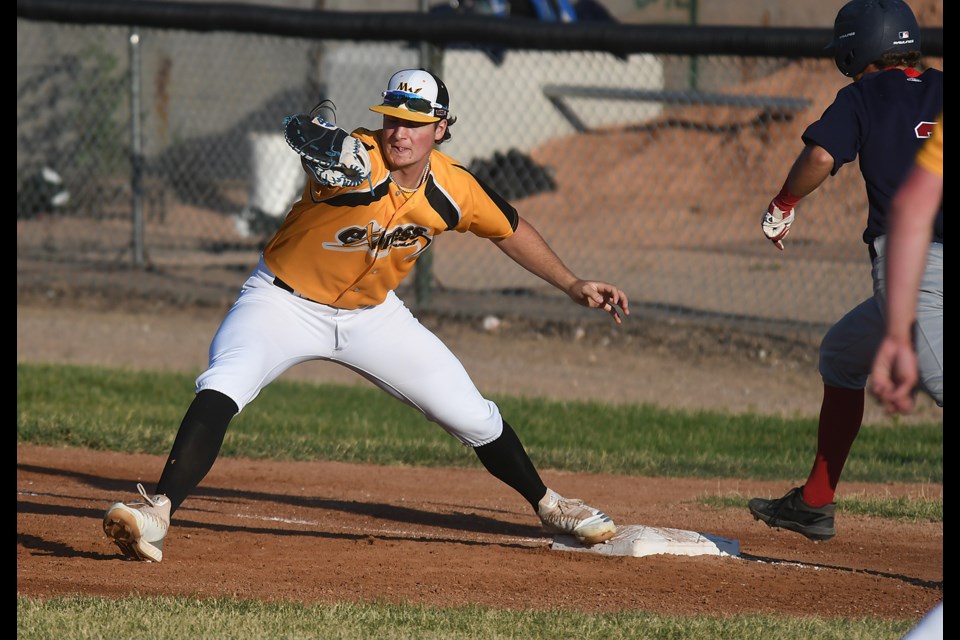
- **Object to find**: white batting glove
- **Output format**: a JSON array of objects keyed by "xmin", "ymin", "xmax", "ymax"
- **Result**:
[{"xmin": 761, "ymin": 201, "xmax": 796, "ymax": 251}]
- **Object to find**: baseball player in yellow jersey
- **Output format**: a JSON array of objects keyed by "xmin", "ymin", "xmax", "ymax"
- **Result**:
[
  {"xmin": 262, "ymin": 127, "xmax": 517, "ymax": 308},
  {"xmin": 101, "ymin": 68, "xmax": 629, "ymax": 562}
]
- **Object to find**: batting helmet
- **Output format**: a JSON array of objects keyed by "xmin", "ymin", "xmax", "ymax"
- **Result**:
[{"xmin": 826, "ymin": 0, "xmax": 921, "ymax": 77}]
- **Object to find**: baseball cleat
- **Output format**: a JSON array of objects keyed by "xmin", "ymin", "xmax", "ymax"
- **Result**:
[
  {"xmin": 748, "ymin": 486, "xmax": 836, "ymax": 542},
  {"xmin": 103, "ymin": 483, "xmax": 171, "ymax": 562},
  {"xmin": 537, "ymin": 488, "xmax": 616, "ymax": 545}
]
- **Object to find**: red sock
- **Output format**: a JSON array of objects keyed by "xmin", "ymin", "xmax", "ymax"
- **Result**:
[{"xmin": 802, "ymin": 385, "xmax": 865, "ymax": 507}]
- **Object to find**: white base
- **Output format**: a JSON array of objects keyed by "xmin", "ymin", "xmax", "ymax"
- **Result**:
[{"xmin": 551, "ymin": 524, "xmax": 740, "ymax": 558}]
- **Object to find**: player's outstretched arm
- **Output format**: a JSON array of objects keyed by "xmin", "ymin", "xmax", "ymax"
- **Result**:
[
  {"xmin": 761, "ymin": 144, "xmax": 834, "ymax": 250},
  {"xmin": 491, "ymin": 217, "xmax": 629, "ymax": 324}
]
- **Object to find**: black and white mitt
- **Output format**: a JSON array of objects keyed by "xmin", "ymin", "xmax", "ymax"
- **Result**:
[{"xmin": 282, "ymin": 112, "xmax": 371, "ymax": 188}]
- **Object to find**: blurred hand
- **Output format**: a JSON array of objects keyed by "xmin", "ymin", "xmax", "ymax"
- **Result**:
[{"xmin": 869, "ymin": 336, "xmax": 919, "ymax": 415}]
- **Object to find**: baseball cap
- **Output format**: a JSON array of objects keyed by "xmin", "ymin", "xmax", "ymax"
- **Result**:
[{"xmin": 369, "ymin": 68, "xmax": 451, "ymax": 123}]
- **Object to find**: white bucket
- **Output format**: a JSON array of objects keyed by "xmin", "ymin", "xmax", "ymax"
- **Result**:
[{"xmin": 248, "ymin": 132, "xmax": 303, "ymax": 218}]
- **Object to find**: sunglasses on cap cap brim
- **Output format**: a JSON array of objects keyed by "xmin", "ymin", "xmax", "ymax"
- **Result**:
[{"xmin": 381, "ymin": 91, "xmax": 449, "ymax": 119}]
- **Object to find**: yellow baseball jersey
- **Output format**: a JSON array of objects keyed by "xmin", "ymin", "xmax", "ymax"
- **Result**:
[
  {"xmin": 263, "ymin": 128, "xmax": 519, "ymax": 309},
  {"xmin": 915, "ymin": 113, "xmax": 942, "ymax": 177}
]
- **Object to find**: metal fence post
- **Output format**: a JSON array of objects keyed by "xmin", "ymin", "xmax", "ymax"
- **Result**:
[
  {"xmin": 414, "ymin": 0, "xmax": 441, "ymax": 309},
  {"xmin": 129, "ymin": 27, "xmax": 145, "ymax": 266}
]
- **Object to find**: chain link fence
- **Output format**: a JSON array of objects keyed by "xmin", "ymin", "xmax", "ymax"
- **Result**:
[{"xmin": 17, "ymin": 15, "xmax": 940, "ymax": 333}]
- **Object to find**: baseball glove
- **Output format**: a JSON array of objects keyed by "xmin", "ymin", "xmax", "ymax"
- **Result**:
[{"xmin": 282, "ymin": 108, "xmax": 371, "ymax": 188}]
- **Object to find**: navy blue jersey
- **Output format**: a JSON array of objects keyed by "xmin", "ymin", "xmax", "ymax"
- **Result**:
[{"xmin": 801, "ymin": 68, "xmax": 943, "ymax": 246}]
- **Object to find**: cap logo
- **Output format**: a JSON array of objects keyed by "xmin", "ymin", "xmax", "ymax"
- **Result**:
[
  {"xmin": 395, "ymin": 82, "xmax": 421, "ymax": 95},
  {"xmin": 898, "ymin": 31, "xmax": 910, "ymax": 39}
]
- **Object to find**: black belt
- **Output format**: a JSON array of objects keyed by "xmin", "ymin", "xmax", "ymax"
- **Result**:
[
  {"xmin": 273, "ymin": 276, "xmax": 321, "ymax": 304},
  {"xmin": 273, "ymin": 276, "xmax": 296, "ymax": 294}
]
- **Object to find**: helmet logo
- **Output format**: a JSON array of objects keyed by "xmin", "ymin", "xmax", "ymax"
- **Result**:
[{"xmin": 893, "ymin": 32, "xmax": 915, "ymax": 45}]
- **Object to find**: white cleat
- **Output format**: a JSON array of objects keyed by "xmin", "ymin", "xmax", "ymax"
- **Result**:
[
  {"xmin": 102, "ymin": 483, "xmax": 171, "ymax": 562},
  {"xmin": 537, "ymin": 488, "xmax": 616, "ymax": 545}
]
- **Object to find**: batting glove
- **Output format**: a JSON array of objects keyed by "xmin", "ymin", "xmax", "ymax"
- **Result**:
[{"xmin": 761, "ymin": 201, "xmax": 796, "ymax": 251}]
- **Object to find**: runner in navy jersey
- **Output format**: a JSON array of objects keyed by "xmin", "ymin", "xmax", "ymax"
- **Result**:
[{"xmin": 749, "ymin": 0, "xmax": 942, "ymax": 542}]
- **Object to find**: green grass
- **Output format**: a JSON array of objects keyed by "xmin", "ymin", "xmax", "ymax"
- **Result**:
[
  {"xmin": 17, "ymin": 362, "xmax": 943, "ymax": 483},
  {"xmin": 16, "ymin": 596, "xmax": 917, "ymax": 640},
  {"xmin": 16, "ymin": 362, "xmax": 942, "ymax": 639}
]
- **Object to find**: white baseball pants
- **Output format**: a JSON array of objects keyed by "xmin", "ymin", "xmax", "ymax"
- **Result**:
[{"xmin": 196, "ymin": 257, "xmax": 504, "ymax": 446}]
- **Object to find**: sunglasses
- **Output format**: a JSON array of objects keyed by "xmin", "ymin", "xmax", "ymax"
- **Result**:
[{"xmin": 381, "ymin": 91, "xmax": 448, "ymax": 117}]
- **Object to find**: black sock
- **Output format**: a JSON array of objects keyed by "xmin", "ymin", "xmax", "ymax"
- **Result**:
[
  {"xmin": 473, "ymin": 420, "xmax": 547, "ymax": 511},
  {"xmin": 156, "ymin": 389, "xmax": 238, "ymax": 515}
]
